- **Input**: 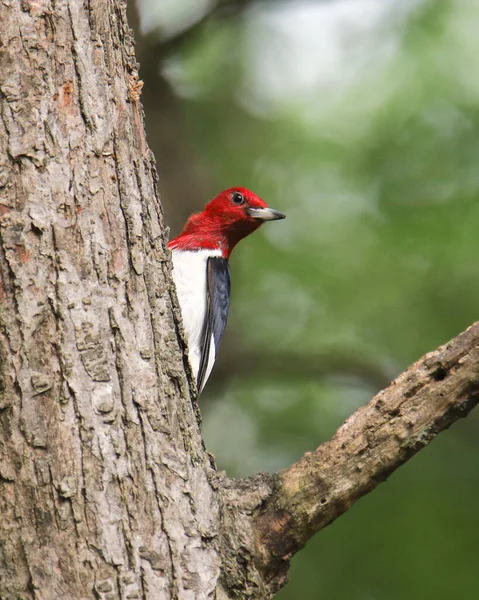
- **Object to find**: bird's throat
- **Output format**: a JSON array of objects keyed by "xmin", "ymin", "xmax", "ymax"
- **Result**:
[{"xmin": 169, "ymin": 222, "xmax": 261, "ymax": 259}]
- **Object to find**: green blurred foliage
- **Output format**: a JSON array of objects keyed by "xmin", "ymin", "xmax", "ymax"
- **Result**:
[{"xmin": 137, "ymin": 0, "xmax": 479, "ymax": 597}]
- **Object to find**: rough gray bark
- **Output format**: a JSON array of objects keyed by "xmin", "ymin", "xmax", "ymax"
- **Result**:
[
  {"xmin": 0, "ymin": 2, "xmax": 218, "ymax": 598},
  {"xmin": 1, "ymin": 2, "xmax": 479, "ymax": 600}
]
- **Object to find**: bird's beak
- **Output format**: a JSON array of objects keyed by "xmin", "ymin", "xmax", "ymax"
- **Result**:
[{"xmin": 246, "ymin": 207, "xmax": 286, "ymax": 221}]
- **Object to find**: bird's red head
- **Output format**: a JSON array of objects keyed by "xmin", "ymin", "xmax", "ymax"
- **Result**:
[{"xmin": 169, "ymin": 187, "xmax": 285, "ymax": 258}]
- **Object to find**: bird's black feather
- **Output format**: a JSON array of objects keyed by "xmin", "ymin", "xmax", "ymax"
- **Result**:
[{"xmin": 197, "ymin": 257, "xmax": 231, "ymax": 392}]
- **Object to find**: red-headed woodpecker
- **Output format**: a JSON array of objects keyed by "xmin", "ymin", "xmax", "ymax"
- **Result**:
[{"xmin": 169, "ymin": 187, "xmax": 285, "ymax": 394}]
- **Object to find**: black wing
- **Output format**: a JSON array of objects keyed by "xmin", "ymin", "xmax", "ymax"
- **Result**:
[{"xmin": 197, "ymin": 257, "xmax": 231, "ymax": 393}]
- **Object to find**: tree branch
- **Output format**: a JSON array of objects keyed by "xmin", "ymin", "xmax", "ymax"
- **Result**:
[
  {"xmin": 206, "ymin": 347, "xmax": 393, "ymax": 394},
  {"xmin": 252, "ymin": 322, "xmax": 479, "ymax": 592}
]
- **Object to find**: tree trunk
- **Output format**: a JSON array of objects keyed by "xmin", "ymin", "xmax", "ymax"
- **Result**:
[
  {"xmin": 1, "ymin": 3, "xmax": 479, "ymax": 600},
  {"xmin": 0, "ymin": 2, "xmax": 222, "ymax": 597}
]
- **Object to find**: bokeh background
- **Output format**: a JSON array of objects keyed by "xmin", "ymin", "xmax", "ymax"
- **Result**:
[{"xmin": 129, "ymin": 1, "xmax": 479, "ymax": 598}]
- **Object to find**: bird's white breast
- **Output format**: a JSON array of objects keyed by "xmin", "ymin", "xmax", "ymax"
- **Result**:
[{"xmin": 171, "ymin": 248, "xmax": 221, "ymax": 388}]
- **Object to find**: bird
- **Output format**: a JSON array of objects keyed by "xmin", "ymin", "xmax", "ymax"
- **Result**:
[{"xmin": 168, "ymin": 187, "xmax": 285, "ymax": 394}]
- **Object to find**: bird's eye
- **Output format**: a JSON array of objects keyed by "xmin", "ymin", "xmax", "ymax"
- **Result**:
[{"xmin": 231, "ymin": 192, "xmax": 245, "ymax": 205}]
